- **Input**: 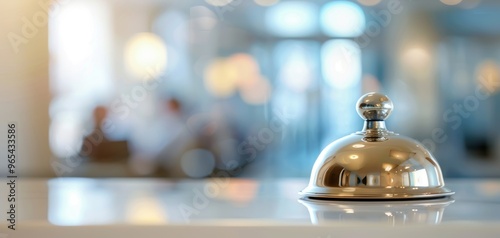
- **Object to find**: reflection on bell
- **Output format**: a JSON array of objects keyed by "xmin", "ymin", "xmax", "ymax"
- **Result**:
[
  {"xmin": 300, "ymin": 92, "xmax": 454, "ymax": 199},
  {"xmin": 299, "ymin": 197, "xmax": 454, "ymax": 225}
]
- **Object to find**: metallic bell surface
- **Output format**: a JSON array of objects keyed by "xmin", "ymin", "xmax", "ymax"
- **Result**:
[{"xmin": 300, "ymin": 92, "xmax": 454, "ymax": 200}]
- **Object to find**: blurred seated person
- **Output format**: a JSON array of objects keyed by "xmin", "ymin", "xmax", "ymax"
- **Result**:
[{"xmin": 81, "ymin": 106, "xmax": 130, "ymax": 161}]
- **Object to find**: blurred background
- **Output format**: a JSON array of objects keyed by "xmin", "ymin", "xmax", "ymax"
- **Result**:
[{"xmin": 2, "ymin": 0, "xmax": 500, "ymax": 178}]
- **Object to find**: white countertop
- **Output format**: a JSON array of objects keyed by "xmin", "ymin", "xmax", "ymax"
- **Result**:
[{"xmin": 2, "ymin": 178, "xmax": 500, "ymax": 237}]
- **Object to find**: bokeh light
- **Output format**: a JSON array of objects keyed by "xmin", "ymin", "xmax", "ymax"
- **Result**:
[
  {"xmin": 475, "ymin": 60, "xmax": 500, "ymax": 93},
  {"xmin": 357, "ymin": 0, "xmax": 382, "ymax": 6},
  {"xmin": 440, "ymin": 0, "xmax": 463, "ymax": 6},
  {"xmin": 239, "ymin": 76, "xmax": 272, "ymax": 105},
  {"xmin": 49, "ymin": 112, "xmax": 84, "ymax": 158},
  {"xmin": 180, "ymin": 149, "xmax": 216, "ymax": 178},
  {"xmin": 48, "ymin": 179, "xmax": 111, "ymax": 225},
  {"xmin": 230, "ymin": 53, "xmax": 261, "ymax": 90},
  {"xmin": 321, "ymin": 1, "xmax": 365, "ymax": 37},
  {"xmin": 203, "ymin": 58, "xmax": 239, "ymax": 98},
  {"xmin": 279, "ymin": 57, "xmax": 313, "ymax": 92},
  {"xmin": 274, "ymin": 41, "xmax": 318, "ymax": 93},
  {"xmin": 124, "ymin": 32, "xmax": 167, "ymax": 79},
  {"xmin": 126, "ymin": 195, "xmax": 167, "ymax": 224},
  {"xmin": 254, "ymin": 0, "xmax": 280, "ymax": 7},
  {"xmin": 205, "ymin": 0, "xmax": 233, "ymax": 7},
  {"xmin": 190, "ymin": 6, "xmax": 218, "ymax": 31},
  {"xmin": 51, "ymin": 1, "xmax": 95, "ymax": 68},
  {"xmin": 218, "ymin": 180, "xmax": 259, "ymax": 204},
  {"xmin": 321, "ymin": 40, "xmax": 361, "ymax": 89},
  {"xmin": 204, "ymin": 53, "xmax": 270, "ymax": 103},
  {"xmin": 265, "ymin": 1, "xmax": 317, "ymax": 37},
  {"xmin": 228, "ymin": 53, "xmax": 260, "ymax": 81},
  {"xmin": 402, "ymin": 46, "xmax": 431, "ymax": 71}
]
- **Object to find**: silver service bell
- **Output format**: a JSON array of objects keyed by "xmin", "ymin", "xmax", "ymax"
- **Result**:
[{"xmin": 300, "ymin": 92, "xmax": 454, "ymax": 200}]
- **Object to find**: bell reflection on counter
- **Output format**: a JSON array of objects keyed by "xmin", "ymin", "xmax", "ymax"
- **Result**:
[
  {"xmin": 299, "ymin": 198, "xmax": 454, "ymax": 225},
  {"xmin": 301, "ymin": 93, "xmax": 454, "ymax": 199}
]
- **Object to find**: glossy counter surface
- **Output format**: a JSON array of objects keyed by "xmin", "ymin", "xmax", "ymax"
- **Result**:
[{"xmin": 1, "ymin": 178, "xmax": 500, "ymax": 237}]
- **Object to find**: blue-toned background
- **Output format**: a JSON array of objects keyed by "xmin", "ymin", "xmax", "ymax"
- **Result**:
[{"xmin": 37, "ymin": 0, "xmax": 500, "ymax": 178}]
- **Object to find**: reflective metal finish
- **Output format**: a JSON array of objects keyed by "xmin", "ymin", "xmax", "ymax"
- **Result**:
[
  {"xmin": 301, "ymin": 92, "xmax": 454, "ymax": 199},
  {"xmin": 299, "ymin": 197, "xmax": 454, "ymax": 225}
]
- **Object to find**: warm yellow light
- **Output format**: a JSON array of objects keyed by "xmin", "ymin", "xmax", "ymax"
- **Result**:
[
  {"xmin": 254, "ymin": 0, "xmax": 280, "ymax": 7},
  {"xmin": 402, "ymin": 46, "xmax": 431, "ymax": 72},
  {"xmin": 344, "ymin": 209, "xmax": 354, "ymax": 214},
  {"xmin": 440, "ymin": 0, "xmax": 463, "ymax": 6},
  {"xmin": 204, "ymin": 53, "xmax": 272, "ymax": 103},
  {"xmin": 390, "ymin": 150, "xmax": 411, "ymax": 160},
  {"xmin": 126, "ymin": 196, "xmax": 167, "ymax": 224},
  {"xmin": 352, "ymin": 144, "xmax": 365, "ymax": 148},
  {"xmin": 124, "ymin": 33, "xmax": 167, "ymax": 80},
  {"xmin": 349, "ymin": 155, "xmax": 359, "ymax": 160},
  {"xmin": 230, "ymin": 53, "xmax": 260, "ymax": 90},
  {"xmin": 475, "ymin": 60, "xmax": 500, "ymax": 93},
  {"xmin": 218, "ymin": 179, "xmax": 258, "ymax": 204},
  {"xmin": 382, "ymin": 163, "xmax": 393, "ymax": 172},
  {"xmin": 404, "ymin": 47, "xmax": 430, "ymax": 62},
  {"xmin": 203, "ymin": 58, "xmax": 239, "ymax": 98}
]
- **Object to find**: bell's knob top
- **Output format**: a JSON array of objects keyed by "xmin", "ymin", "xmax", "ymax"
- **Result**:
[{"xmin": 356, "ymin": 92, "xmax": 393, "ymax": 121}]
